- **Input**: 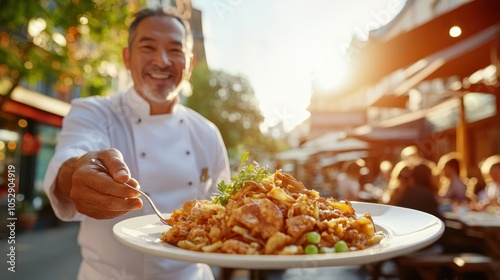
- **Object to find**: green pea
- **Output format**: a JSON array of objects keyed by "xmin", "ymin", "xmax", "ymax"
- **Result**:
[
  {"xmin": 304, "ymin": 244, "xmax": 318, "ymax": 254},
  {"xmin": 306, "ymin": 231, "xmax": 321, "ymax": 244},
  {"xmin": 334, "ymin": 240, "xmax": 349, "ymax": 253},
  {"xmin": 319, "ymin": 246, "xmax": 336, "ymax": 254}
]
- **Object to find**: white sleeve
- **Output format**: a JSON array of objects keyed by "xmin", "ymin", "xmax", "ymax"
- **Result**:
[{"xmin": 43, "ymin": 98, "xmax": 111, "ymax": 221}]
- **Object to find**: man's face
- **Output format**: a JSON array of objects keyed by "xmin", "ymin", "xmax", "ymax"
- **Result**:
[{"xmin": 123, "ymin": 16, "xmax": 189, "ymax": 103}]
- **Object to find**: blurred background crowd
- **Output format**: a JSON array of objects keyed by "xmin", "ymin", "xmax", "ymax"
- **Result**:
[{"xmin": 304, "ymin": 145, "xmax": 500, "ymax": 214}]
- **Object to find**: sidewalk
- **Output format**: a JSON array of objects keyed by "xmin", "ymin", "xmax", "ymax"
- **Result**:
[
  {"xmin": 1, "ymin": 223, "xmax": 376, "ymax": 280},
  {"xmin": 1, "ymin": 222, "xmax": 81, "ymax": 280}
]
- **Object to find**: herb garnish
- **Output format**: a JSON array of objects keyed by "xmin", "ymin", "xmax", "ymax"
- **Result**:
[{"xmin": 212, "ymin": 152, "xmax": 271, "ymax": 206}]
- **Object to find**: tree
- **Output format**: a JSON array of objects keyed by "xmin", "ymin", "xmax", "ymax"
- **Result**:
[
  {"xmin": 0, "ymin": 0, "xmax": 142, "ymax": 101},
  {"xmin": 186, "ymin": 62, "xmax": 284, "ymax": 162}
]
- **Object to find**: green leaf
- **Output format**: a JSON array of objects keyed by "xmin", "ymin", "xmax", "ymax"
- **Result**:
[{"xmin": 212, "ymin": 152, "xmax": 271, "ymax": 206}]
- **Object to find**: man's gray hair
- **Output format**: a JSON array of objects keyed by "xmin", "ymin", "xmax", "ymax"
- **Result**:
[{"xmin": 127, "ymin": 7, "xmax": 193, "ymax": 54}]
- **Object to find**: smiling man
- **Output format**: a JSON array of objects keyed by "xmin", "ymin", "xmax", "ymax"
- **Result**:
[
  {"xmin": 43, "ymin": 7, "xmax": 230, "ymax": 280},
  {"xmin": 123, "ymin": 9, "xmax": 189, "ymax": 110}
]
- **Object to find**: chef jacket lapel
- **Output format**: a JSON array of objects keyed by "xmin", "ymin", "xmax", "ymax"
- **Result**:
[{"xmin": 124, "ymin": 90, "xmax": 199, "ymax": 214}]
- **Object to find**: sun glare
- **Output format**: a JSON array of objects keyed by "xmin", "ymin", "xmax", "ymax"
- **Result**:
[
  {"xmin": 312, "ymin": 53, "xmax": 349, "ymax": 93},
  {"xmin": 192, "ymin": 0, "xmax": 405, "ymax": 131}
]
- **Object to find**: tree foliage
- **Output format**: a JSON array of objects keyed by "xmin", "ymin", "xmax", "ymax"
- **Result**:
[
  {"xmin": 0, "ymin": 0, "xmax": 287, "ymax": 162},
  {"xmin": 186, "ymin": 62, "xmax": 284, "ymax": 161},
  {"xmin": 0, "ymin": 0, "xmax": 142, "ymax": 99}
]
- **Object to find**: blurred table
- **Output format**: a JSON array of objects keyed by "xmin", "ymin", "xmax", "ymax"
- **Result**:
[
  {"xmin": 395, "ymin": 209, "xmax": 500, "ymax": 280},
  {"xmin": 442, "ymin": 211, "xmax": 500, "ymax": 258}
]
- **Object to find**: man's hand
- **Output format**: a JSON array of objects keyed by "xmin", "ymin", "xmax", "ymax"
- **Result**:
[{"xmin": 56, "ymin": 148, "xmax": 143, "ymax": 219}]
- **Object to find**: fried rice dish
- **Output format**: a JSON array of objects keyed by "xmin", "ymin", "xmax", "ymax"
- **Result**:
[{"xmin": 161, "ymin": 155, "xmax": 384, "ymax": 255}]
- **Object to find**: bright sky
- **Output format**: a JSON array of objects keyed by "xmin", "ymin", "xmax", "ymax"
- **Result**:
[{"xmin": 191, "ymin": 0, "xmax": 405, "ymax": 132}]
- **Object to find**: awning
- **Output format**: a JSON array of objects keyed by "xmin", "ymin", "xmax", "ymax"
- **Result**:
[
  {"xmin": 370, "ymin": 94, "xmax": 408, "ymax": 108},
  {"xmin": 348, "ymin": 97, "xmax": 461, "ymax": 142},
  {"xmin": 341, "ymin": 0, "xmax": 500, "ymax": 94},
  {"xmin": 400, "ymin": 24, "xmax": 499, "ymax": 92},
  {"xmin": 0, "ymin": 86, "xmax": 71, "ymax": 127},
  {"xmin": 275, "ymin": 147, "xmax": 316, "ymax": 161},
  {"xmin": 332, "ymin": 151, "xmax": 370, "ymax": 164},
  {"xmin": 302, "ymin": 131, "xmax": 369, "ymax": 153},
  {"xmin": 309, "ymin": 111, "xmax": 367, "ymax": 133},
  {"xmin": 368, "ymin": 23, "xmax": 500, "ymax": 107},
  {"xmin": 318, "ymin": 151, "xmax": 371, "ymax": 168},
  {"xmin": 276, "ymin": 131, "xmax": 369, "ymax": 161},
  {"xmin": 347, "ymin": 113, "xmax": 426, "ymax": 142}
]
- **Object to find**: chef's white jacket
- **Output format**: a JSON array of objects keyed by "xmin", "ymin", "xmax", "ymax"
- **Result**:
[{"xmin": 43, "ymin": 88, "xmax": 231, "ymax": 280}]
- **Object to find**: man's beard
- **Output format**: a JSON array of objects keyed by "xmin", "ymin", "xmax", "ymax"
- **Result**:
[{"xmin": 140, "ymin": 83, "xmax": 181, "ymax": 104}]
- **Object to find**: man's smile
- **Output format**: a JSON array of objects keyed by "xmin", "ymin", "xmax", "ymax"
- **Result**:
[{"xmin": 148, "ymin": 72, "xmax": 172, "ymax": 79}]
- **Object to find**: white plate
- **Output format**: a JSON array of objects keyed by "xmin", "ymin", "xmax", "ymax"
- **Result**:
[{"xmin": 113, "ymin": 202, "xmax": 444, "ymax": 269}]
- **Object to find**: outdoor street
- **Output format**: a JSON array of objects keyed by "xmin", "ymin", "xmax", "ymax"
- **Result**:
[{"xmin": 1, "ymin": 223, "xmax": 81, "ymax": 280}]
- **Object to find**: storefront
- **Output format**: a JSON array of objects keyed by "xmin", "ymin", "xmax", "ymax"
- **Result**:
[{"xmin": 0, "ymin": 86, "xmax": 69, "ymax": 234}]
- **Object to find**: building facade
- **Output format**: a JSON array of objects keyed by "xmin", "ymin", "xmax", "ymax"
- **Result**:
[{"xmin": 303, "ymin": 0, "xmax": 499, "ymax": 188}]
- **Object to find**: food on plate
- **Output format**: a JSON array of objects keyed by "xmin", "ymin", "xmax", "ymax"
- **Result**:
[{"xmin": 160, "ymin": 153, "xmax": 384, "ymax": 255}]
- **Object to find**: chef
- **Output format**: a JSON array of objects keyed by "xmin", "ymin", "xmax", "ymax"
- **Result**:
[{"xmin": 43, "ymin": 7, "xmax": 230, "ymax": 280}]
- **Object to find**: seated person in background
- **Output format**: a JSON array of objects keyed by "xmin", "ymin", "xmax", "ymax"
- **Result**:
[
  {"xmin": 386, "ymin": 146, "xmax": 439, "ymax": 197},
  {"xmin": 400, "ymin": 145, "xmax": 437, "ymax": 171},
  {"xmin": 399, "ymin": 145, "xmax": 422, "ymax": 166},
  {"xmin": 437, "ymin": 153, "xmax": 468, "ymax": 204},
  {"xmin": 385, "ymin": 162, "xmax": 441, "ymax": 219},
  {"xmin": 380, "ymin": 161, "xmax": 411, "ymax": 204},
  {"xmin": 392, "ymin": 163, "xmax": 485, "ymax": 279},
  {"xmin": 476, "ymin": 155, "xmax": 500, "ymax": 211},
  {"xmin": 336, "ymin": 160, "xmax": 361, "ymax": 201}
]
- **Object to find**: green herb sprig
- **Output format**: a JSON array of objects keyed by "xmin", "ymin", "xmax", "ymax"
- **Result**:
[{"xmin": 213, "ymin": 152, "xmax": 271, "ymax": 206}]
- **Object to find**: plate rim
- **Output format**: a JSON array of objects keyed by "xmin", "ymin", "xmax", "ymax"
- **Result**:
[{"xmin": 113, "ymin": 201, "xmax": 444, "ymax": 269}]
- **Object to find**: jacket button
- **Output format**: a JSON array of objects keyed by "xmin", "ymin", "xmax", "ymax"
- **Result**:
[
  {"xmin": 140, "ymin": 152, "xmax": 146, "ymax": 157},
  {"xmin": 188, "ymin": 181, "xmax": 193, "ymax": 186},
  {"xmin": 186, "ymin": 150, "xmax": 190, "ymax": 155},
  {"xmin": 136, "ymin": 118, "xmax": 142, "ymax": 124}
]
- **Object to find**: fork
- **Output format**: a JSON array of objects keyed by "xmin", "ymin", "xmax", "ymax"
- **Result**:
[{"xmin": 91, "ymin": 159, "xmax": 172, "ymax": 226}]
